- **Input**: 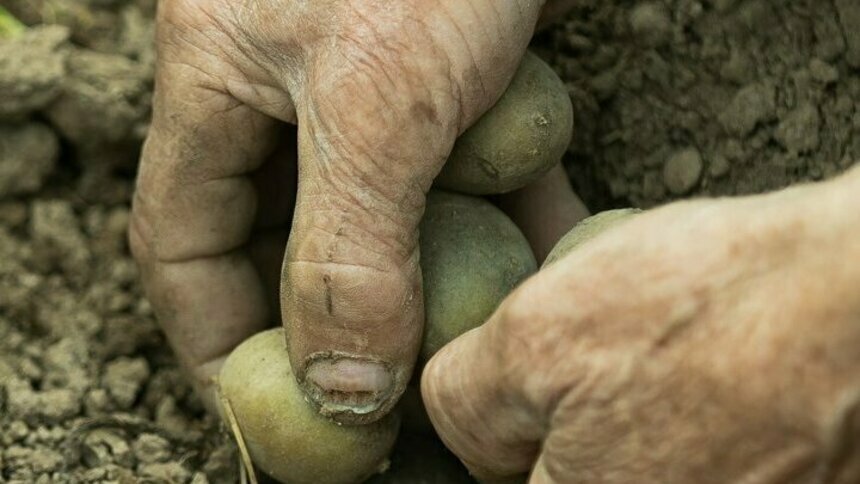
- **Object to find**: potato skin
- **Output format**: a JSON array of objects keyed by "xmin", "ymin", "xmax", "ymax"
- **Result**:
[
  {"xmin": 542, "ymin": 208, "xmax": 642, "ymax": 268},
  {"xmin": 435, "ymin": 51, "xmax": 573, "ymax": 195},
  {"xmin": 218, "ymin": 329, "xmax": 399, "ymax": 484},
  {"xmin": 419, "ymin": 191, "xmax": 537, "ymax": 361}
]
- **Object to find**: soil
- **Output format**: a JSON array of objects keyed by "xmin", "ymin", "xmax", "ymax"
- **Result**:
[
  {"xmin": 0, "ymin": 0, "xmax": 857, "ymax": 482},
  {"xmin": 535, "ymin": 0, "xmax": 860, "ymax": 209}
]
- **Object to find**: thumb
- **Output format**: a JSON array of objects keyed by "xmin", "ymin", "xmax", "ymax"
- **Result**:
[{"xmin": 280, "ymin": 48, "xmax": 462, "ymax": 424}]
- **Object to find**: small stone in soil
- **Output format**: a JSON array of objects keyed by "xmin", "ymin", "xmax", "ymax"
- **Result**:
[
  {"xmin": 663, "ymin": 148, "xmax": 704, "ymax": 195},
  {"xmin": 719, "ymin": 82, "xmax": 777, "ymax": 137},
  {"xmin": 774, "ymin": 102, "xmax": 821, "ymax": 154},
  {"xmin": 103, "ymin": 357, "xmax": 150, "ymax": 409},
  {"xmin": 138, "ymin": 461, "xmax": 192, "ymax": 483},
  {"xmin": 132, "ymin": 433, "xmax": 172, "ymax": 464},
  {"xmin": 0, "ymin": 123, "xmax": 59, "ymax": 198},
  {"xmin": 81, "ymin": 429, "xmax": 134, "ymax": 468},
  {"xmin": 629, "ymin": 2, "xmax": 671, "ymax": 47},
  {"xmin": 709, "ymin": 154, "xmax": 731, "ymax": 178},
  {"xmin": 0, "ymin": 25, "xmax": 68, "ymax": 120}
]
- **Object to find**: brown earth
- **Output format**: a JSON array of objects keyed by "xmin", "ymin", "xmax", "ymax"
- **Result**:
[{"xmin": 0, "ymin": 0, "xmax": 857, "ymax": 482}]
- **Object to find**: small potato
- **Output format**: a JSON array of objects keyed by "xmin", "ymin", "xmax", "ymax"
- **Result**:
[
  {"xmin": 435, "ymin": 51, "xmax": 573, "ymax": 195},
  {"xmin": 542, "ymin": 208, "xmax": 642, "ymax": 268},
  {"xmin": 419, "ymin": 190, "xmax": 536, "ymax": 361},
  {"xmin": 218, "ymin": 329, "xmax": 399, "ymax": 484}
]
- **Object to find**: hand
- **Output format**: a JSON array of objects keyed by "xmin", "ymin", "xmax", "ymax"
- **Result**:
[
  {"xmin": 422, "ymin": 168, "xmax": 860, "ymax": 483},
  {"xmin": 129, "ymin": 0, "xmax": 581, "ymax": 423}
]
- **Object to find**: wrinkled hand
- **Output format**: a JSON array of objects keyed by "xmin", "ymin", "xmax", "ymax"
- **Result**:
[
  {"xmin": 423, "ymin": 169, "xmax": 860, "ymax": 483},
  {"xmin": 129, "ymin": 0, "xmax": 581, "ymax": 423}
]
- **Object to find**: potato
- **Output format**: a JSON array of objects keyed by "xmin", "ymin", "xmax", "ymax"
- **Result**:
[
  {"xmin": 419, "ymin": 190, "xmax": 537, "ymax": 361},
  {"xmin": 434, "ymin": 51, "xmax": 573, "ymax": 195},
  {"xmin": 218, "ymin": 329, "xmax": 400, "ymax": 484},
  {"xmin": 542, "ymin": 208, "xmax": 642, "ymax": 268}
]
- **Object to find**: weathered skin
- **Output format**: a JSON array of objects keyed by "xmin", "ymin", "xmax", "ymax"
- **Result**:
[
  {"xmin": 423, "ymin": 167, "xmax": 860, "ymax": 483},
  {"xmin": 128, "ymin": 0, "xmax": 583, "ymax": 426}
]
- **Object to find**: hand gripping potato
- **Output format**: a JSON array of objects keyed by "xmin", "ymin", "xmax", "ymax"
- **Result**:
[
  {"xmin": 435, "ymin": 51, "xmax": 573, "ymax": 195},
  {"xmin": 218, "ymin": 329, "xmax": 400, "ymax": 484}
]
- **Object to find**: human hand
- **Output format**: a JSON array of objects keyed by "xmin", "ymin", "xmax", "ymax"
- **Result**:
[
  {"xmin": 423, "ymin": 168, "xmax": 860, "ymax": 483},
  {"xmin": 129, "ymin": 0, "xmax": 580, "ymax": 424}
]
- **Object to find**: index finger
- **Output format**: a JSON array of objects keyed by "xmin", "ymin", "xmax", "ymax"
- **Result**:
[{"xmin": 130, "ymin": 6, "xmax": 287, "ymax": 410}]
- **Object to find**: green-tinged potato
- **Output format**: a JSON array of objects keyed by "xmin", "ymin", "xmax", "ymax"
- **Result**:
[
  {"xmin": 419, "ymin": 191, "xmax": 537, "ymax": 362},
  {"xmin": 435, "ymin": 51, "xmax": 573, "ymax": 195},
  {"xmin": 218, "ymin": 329, "xmax": 400, "ymax": 484},
  {"xmin": 542, "ymin": 208, "xmax": 642, "ymax": 268}
]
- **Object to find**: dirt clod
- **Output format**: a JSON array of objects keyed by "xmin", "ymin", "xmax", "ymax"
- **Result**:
[
  {"xmin": 45, "ymin": 47, "xmax": 150, "ymax": 146},
  {"xmin": 0, "ymin": 25, "xmax": 68, "ymax": 120},
  {"xmin": 103, "ymin": 357, "xmax": 150, "ymax": 409},
  {"xmin": 0, "ymin": 123, "xmax": 59, "ymax": 197},
  {"xmin": 132, "ymin": 433, "xmax": 172, "ymax": 464}
]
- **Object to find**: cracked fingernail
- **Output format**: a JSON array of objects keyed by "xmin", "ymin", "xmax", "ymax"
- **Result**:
[{"xmin": 304, "ymin": 357, "xmax": 394, "ymax": 418}]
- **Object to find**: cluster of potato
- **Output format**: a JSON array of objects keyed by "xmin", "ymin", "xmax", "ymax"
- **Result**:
[{"xmin": 217, "ymin": 52, "xmax": 639, "ymax": 484}]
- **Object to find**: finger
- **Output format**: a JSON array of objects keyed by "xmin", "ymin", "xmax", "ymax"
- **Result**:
[
  {"xmin": 421, "ymin": 258, "xmax": 593, "ymax": 480},
  {"xmin": 495, "ymin": 163, "xmax": 590, "ymax": 264},
  {"xmin": 131, "ymin": 7, "xmax": 288, "ymax": 412},
  {"xmin": 421, "ymin": 322, "xmax": 544, "ymax": 481},
  {"xmin": 280, "ymin": 1, "xmax": 544, "ymax": 425}
]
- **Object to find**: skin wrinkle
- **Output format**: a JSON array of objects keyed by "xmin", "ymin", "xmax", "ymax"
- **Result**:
[
  {"xmin": 165, "ymin": 3, "xmax": 298, "ymax": 128},
  {"xmin": 298, "ymin": 210, "xmax": 404, "ymax": 261},
  {"xmin": 437, "ymin": 3, "xmax": 489, "ymax": 113},
  {"xmin": 286, "ymin": 261, "xmax": 415, "ymax": 325},
  {"xmin": 147, "ymin": 177, "xmax": 257, "ymax": 262},
  {"xmin": 152, "ymin": 250, "xmax": 269, "ymax": 363},
  {"xmin": 296, "ymin": 206, "xmax": 413, "ymax": 264}
]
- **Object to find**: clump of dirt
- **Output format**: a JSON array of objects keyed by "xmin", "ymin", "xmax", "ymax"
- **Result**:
[
  {"xmin": 0, "ymin": 195, "xmax": 238, "ymax": 482},
  {"xmin": 535, "ymin": 0, "xmax": 860, "ymax": 209},
  {"xmin": 0, "ymin": 25, "xmax": 68, "ymax": 121},
  {"xmin": 0, "ymin": 0, "xmax": 152, "ymax": 204}
]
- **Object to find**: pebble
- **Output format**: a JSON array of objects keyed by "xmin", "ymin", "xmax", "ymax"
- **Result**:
[
  {"xmin": 138, "ymin": 461, "xmax": 192, "ymax": 483},
  {"xmin": 132, "ymin": 433, "xmax": 172, "ymax": 464},
  {"xmin": 81, "ymin": 429, "xmax": 134, "ymax": 468},
  {"xmin": 0, "ymin": 123, "xmax": 59, "ymax": 198},
  {"xmin": 629, "ymin": 2, "xmax": 672, "ymax": 47},
  {"xmin": 663, "ymin": 148, "xmax": 704, "ymax": 195},
  {"xmin": 103, "ymin": 357, "xmax": 151, "ymax": 409}
]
